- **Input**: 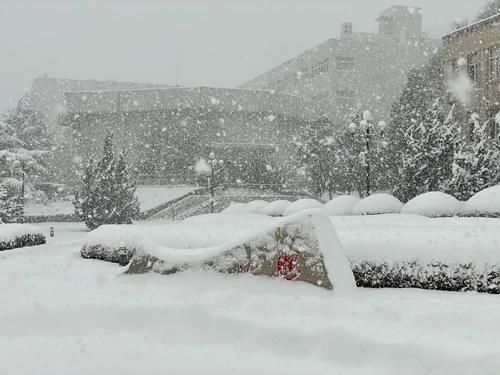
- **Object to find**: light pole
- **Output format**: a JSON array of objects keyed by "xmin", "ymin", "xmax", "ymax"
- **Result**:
[
  {"xmin": 208, "ymin": 152, "xmax": 224, "ymax": 214},
  {"xmin": 348, "ymin": 110, "xmax": 386, "ymax": 197}
]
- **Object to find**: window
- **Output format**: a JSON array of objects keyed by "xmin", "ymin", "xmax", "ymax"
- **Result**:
[
  {"xmin": 311, "ymin": 58, "xmax": 329, "ymax": 77},
  {"xmin": 336, "ymin": 56, "xmax": 355, "ymax": 71},
  {"xmin": 489, "ymin": 47, "xmax": 500, "ymax": 81},
  {"xmin": 487, "ymin": 108, "xmax": 500, "ymax": 139},
  {"xmin": 467, "ymin": 52, "xmax": 481, "ymax": 84}
]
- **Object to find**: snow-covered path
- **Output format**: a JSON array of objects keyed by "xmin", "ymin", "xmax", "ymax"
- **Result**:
[{"xmin": 0, "ymin": 222, "xmax": 499, "ymax": 374}]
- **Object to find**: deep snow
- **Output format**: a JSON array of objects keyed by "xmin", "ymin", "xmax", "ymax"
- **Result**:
[{"xmin": 0, "ymin": 219, "xmax": 500, "ymax": 374}]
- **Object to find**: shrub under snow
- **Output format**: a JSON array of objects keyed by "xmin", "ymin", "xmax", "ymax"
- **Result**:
[
  {"xmin": 245, "ymin": 200, "xmax": 269, "ymax": 214},
  {"xmin": 464, "ymin": 185, "xmax": 500, "ymax": 217},
  {"xmin": 401, "ymin": 192, "xmax": 463, "ymax": 217},
  {"xmin": 323, "ymin": 196, "xmax": 360, "ymax": 216},
  {"xmin": 352, "ymin": 194, "xmax": 403, "ymax": 215},
  {"xmin": 0, "ymin": 224, "xmax": 46, "ymax": 251},
  {"xmin": 260, "ymin": 200, "xmax": 292, "ymax": 216},
  {"xmin": 282, "ymin": 199, "xmax": 323, "ymax": 216}
]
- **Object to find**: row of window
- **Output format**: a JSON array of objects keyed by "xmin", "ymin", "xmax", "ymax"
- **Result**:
[
  {"xmin": 299, "ymin": 55, "xmax": 356, "ymax": 78},
  {"xmin": 456, "ymin": 46, "xmax": 500, "ymax": 84}
]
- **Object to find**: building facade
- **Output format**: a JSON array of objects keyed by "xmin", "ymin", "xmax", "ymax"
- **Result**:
[
  {"xmin": 240, "ymin": 5, "xmax": 439, "ymax": 124},
  {"xmin": 60, "ymin": 87, "xmax": 322, "ymax": 185},
  {"xmin": 443, "ymin": 14, "xmax": 500, "ymax": 136}
]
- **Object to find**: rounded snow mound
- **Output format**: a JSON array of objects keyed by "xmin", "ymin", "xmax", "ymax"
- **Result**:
[
  {"xmin": 323, "ymin": 196, "xmax": 360, "ymax": 216},
  {"xmin": 402, "ymin": 192, "xmax": 463, "ymax": 217},
  {"xmin": 465, "ymin": 185, "xmax": 500, "ymax": 216},
  {"xmin": 283, "ymin": 198, "xmax": 324, "ymax": 216},
  {"xmin": 352, "ymin": 194, "xmax": 403, "ymax": 215},
  {"xmin": 260, "ymin": 200, "xmax": 292, "ymax": 217},
  {"xmin": 221, "ymin": 203, "xmax": 249, "ymax": 214},
  {"xmin": 246, "ymin": 200, "xmax": 269, "ymax": 214}
]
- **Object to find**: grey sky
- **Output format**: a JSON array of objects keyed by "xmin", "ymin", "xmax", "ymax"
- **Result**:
[{"xmin": 0, "ymin": 0, "xmax": 490, "ymax": 113}]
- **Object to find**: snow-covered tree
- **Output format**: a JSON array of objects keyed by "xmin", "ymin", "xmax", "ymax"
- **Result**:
[
  {"xmin": 447, "ymin": 114, "xmax": 500, "ymax": 200},
  {"xmin": 74, "ymin": 133, "xmax": 140, "ymax": 230},
  {"xmin": 297, "ymin": 116, "xmax": 337, "ymax": 198},
  {"xmin": 387, "ymin": 51, "xmax": 446, "ymax": 196},
  {"xmin": 395, "ymin": 100, "xmax": 458, "ymax": 202},
  {"xmin": 475, "ymin": 0, "xmax": 500, "ymax": 21}
]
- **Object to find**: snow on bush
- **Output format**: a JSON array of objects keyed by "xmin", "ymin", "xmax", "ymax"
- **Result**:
[
  {"xmin": 221, "ymin": 202, "xmax": 248, "ymax": 214},
  {"xmin": 464, "ymin": 185, "xmax": 500, "ymax": 217},
  {"xmin": 260, "ymin": 200, "xmax": 292, "ymax": 216},
  {"xmin": 401, "ymin": 192, "xmax": 463, "ymax": 217},
  {"xmin": 323, "ymin": 196, "xmax": 360, "ymax": 216},
  {"xmin": 245, "ymin": 200, "xmax": 269, "ymax": 213},
  {"xmin": 282, "ymin": 199, "xmax": 323, "ymax": 216},
  {"xmin": 0, "ymin": 224, "xmax": 46, "ymax": 251},
  {"xmin": 352, "ymin": 194, "xmax": 403, "ymax": 215}
]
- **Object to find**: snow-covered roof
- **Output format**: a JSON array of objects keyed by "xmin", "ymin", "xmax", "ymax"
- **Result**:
[
  {"xmin": 62, "ymin": 86, "xmax": 323, "ymax": 120},
  {"xmin": 442, "ymin": 13, "xmax": 500, "ymax": 40}
]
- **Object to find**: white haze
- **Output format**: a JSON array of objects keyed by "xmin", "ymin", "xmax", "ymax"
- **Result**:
[{"xmin": 0, "ymin": 0, "xmax": 491, "ymax": 113}]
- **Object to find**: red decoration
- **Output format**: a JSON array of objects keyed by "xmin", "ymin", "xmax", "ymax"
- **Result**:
[{"xmin": 276, "ymin": 251, "xmax": 301, "ymax": 280}]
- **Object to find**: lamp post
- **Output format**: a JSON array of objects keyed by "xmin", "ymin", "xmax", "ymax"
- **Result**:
[
  {"xmin": 208, "ymin": 152, "xmax": 224, "ymax": 214},
  {"xmin": 348, "ymin": 110, "xmax": 386, "ymax": 197}
]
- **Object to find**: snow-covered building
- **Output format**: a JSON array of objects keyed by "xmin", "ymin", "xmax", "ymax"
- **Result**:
[
  {"xmin": 60, "ymin": 86, "xmax": 322, "ymax": 184},
  {"xmin": 26, "ymin": 75, "xmax": 172, "ymax": 137},
  {"xmin": 240, "ymin": 5, "xmax": 439, "ymax": 123},
  {"xmin": 443, "ymin": 14, "xmax": 500, "ymax": 136}
]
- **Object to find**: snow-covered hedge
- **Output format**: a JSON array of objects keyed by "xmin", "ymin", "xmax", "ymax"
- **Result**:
[
  {"xmin": 0, "ymin": 224, "xmax": 46, "ymax": 251},
  {"xmin": 401, "ymin": 192, "xmax": 463, "ymax": 217},
  {"xmin": 282, "ymin": 199, "xmax": 323, "ymax": 216},
  {"xmin": 352, "ymin": 194, "xmax": 403, "ymax": 215},
  {"xmin": 464, "ymin": 185, "xmax": 500, "ymax": 217},
  {"xmin": 352, "ymin": 260, "xmax": 500, "ymax": 294},
  {"xmin": 260, "ymin": 200, "xmax": 292, "ymax": 217},
  {"xmin": 323, "ymin": 196, "xmax": 360, "ymax": 216}
]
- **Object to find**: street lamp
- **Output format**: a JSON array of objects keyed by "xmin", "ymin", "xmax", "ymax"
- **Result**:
[
  {"xmin": 348, "ymin": 110, "xmax": 386, "ymax": 197},
  {"xmin": 208, "ymin": 152, "xmax": 224, "ymax": 214}
]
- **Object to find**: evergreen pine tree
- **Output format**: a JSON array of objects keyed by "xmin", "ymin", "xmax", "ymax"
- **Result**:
[
  {"xmin": 74, "ymin": 133, "xmax": 139, "ymax": 230},
  {"xmin": 447, "ymin": 114, "xmax": 500, "ymax": 200},
  {"xmin": 395, "ymin": 99, "xmax": 458, "ymax": 201}
]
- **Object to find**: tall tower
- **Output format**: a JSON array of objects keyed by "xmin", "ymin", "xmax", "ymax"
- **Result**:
[{"xmin": 377, "ymin": 5, "xmax": 423, "ymax": 38}]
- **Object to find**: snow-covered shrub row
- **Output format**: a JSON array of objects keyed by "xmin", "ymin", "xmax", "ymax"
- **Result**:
[
  {"xmin": 323, "ymin": 196, "xmax": 360, "ymax": 216},
  {"xmin": 80, "ymin": 244, "xmax": 134, "ymax": 266},
  {"xmin": 282, "ymin": 199, "xmax": 323, "ymax": 216},
  {"xmin": 0, "ymin": 224, "xmax": 46, "ymax": 251},
  {"xmin": 260, "ymin": 200, "xmax": 292, "ymax": 216},
  {"xmin": 352, "ymin": 194, "xmax": 403, "ymax": 215},
  {"xmin": 401, "ymin": 192, "xmax": 463, "ymax": 217},
  {"xmin": 464, "ymin": 185, "xmax": 500, "ymax": 217},
  {"xmin": 351, "ymin": 260, "xmax": 500, "ymax": 294}
]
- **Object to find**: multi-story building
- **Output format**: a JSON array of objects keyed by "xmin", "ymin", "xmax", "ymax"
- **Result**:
[
  {"xmin": 59, "ymin": 86, "xmax": 322, "ymax": 185},
  {"xmin": 443, "ymin": 14, "xmax": 500, "ymax": 137},
  {"xmin": 240, "ymin": 5, "xmax": 439, "ymax": 124}
]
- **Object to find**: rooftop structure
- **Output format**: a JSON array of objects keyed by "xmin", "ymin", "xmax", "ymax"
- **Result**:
[{"xmin": 240, "ymin": 5, "xmax": 439, "ymax": 124}]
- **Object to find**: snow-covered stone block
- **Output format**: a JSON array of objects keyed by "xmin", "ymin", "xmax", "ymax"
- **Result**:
[
  {"xmin": 126, "ymin": 212, "xmax": 356, "ymax": 292},
  {"xmin": 401, "ymin": 192, "xmax": 463, "ymax": 217}
]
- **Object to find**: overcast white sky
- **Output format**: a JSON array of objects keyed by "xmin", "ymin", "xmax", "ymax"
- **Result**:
[{"xmin": 0, "ymin": 0, "xmax": 490, "ymax": 113}]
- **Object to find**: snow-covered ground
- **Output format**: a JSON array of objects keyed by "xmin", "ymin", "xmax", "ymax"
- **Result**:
[
  {"xmin": 1, "ymin": 218, "xmax": 500, "ymax": 374},
  {"xmin": 24, "ymin": 185, "xmax": 196, "ymax": 216}
]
